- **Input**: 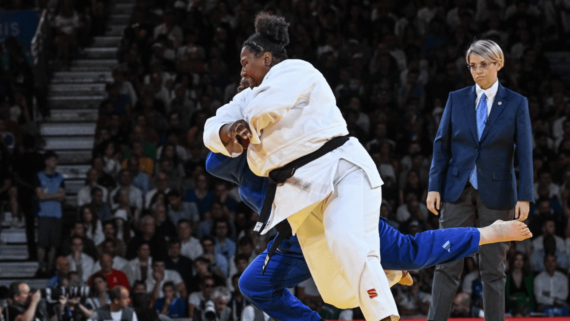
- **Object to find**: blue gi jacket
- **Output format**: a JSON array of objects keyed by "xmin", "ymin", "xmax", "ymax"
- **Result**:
[{"xmin": 206, "ymin": 152, "xmax": 479, "ymax": 271}]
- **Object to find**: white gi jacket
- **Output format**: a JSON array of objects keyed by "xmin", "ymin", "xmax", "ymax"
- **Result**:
[{"xmin": 204, "ymin": 59, "xmax": 383, "ymax": 235}]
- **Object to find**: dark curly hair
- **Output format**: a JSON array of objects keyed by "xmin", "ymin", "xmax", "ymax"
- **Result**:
[{"xmin": 243, "ymin": 12, "xmax": 289, "ymax": 62}]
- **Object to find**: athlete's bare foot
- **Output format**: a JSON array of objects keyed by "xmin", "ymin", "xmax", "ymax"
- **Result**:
[{"xmin": 478, "ymin": 220, "xmax": 532, "ymax": 245}]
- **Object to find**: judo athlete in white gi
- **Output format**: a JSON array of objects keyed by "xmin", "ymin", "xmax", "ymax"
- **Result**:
[
  {"xmin": 203, "ymin": 12, "xmax": 533, "ymax": 321},
  {"xmin": 204, "ymin": 12, "xmax": 399, "ymax": 320},
  {"xmin": 205, "ymin": 150, "xmax": 532, "ymax": 321}
]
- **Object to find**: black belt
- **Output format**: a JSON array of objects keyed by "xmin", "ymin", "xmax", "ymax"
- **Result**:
[{"xmin": 252, "ymin": 135, "xmax": 350, "ymax": 274}]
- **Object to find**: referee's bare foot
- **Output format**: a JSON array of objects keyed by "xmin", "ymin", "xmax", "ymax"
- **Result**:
[{"xmin": 479, "ymin": 220, "xmax": 532, "ymax": 245}]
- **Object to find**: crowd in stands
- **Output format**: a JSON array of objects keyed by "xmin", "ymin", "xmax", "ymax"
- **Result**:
[{"xmin": 2, "ymin": 0, "xmax": 570, "ymax": 319}]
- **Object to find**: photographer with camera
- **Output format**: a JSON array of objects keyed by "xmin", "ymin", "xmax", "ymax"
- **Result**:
[
  {"xmin": 89, "ymin": 286, "xmax": 136, "ymax": 321},
  {"xmin": 6, "ymin": 282, "xmax": 48, "ymax": 321},
  {"xmin": 195, "ymin": 287, "xmax": 230, "ymax": 321}
]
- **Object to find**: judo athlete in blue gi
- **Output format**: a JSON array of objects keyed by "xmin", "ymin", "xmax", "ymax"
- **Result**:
[{"xmin": 205, "ymin": 151, "xmax": 532, "ymax": 321}]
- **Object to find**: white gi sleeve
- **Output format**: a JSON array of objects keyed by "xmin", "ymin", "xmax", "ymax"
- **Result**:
[
  {"xmin": 203, "ymin": 89, "xmax": 251, "ymax": 157},
  {"xmin": 244, "ymin": 61, "xmax": 317, "ymax": 145}
]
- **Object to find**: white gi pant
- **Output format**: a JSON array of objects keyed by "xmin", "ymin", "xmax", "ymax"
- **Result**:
[{"xmin": 288, "ymin": 160, "xmax": 400, "ymax": 321}]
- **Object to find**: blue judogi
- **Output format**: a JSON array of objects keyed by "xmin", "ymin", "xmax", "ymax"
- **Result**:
[{"xmin": 206, "ymin": 152, "xmax": 480, "ymax": 321}]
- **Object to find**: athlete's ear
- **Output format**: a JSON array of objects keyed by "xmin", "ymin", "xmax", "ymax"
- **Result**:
[{"xmin": 263, "ymin": 52, "xmax": 272, "ymax": 66}]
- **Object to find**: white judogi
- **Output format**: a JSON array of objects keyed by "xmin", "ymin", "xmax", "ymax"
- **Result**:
[{"xmin": 204, "ymin": 59, "xmax": 399, "ymax": 320}]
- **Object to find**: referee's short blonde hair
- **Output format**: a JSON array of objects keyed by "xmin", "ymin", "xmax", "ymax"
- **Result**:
[{"xmin": 465, "ymin": 40, "xmax": 504, "ymax": 68}]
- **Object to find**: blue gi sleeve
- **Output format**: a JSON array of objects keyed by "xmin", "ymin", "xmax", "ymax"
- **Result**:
[{"xmin": 379, "ymin": 219, "xmax": 480, "ymax": 271}]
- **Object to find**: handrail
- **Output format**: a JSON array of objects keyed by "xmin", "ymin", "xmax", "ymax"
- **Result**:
[{"xmin": 30, "ymin": 8, "xmax": 50, "ymax": 121}]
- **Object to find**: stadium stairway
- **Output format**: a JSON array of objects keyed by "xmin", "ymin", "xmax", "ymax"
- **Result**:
[{"xmin": 0, "ymin": 0, "xmax": 134, "ymax": 287}]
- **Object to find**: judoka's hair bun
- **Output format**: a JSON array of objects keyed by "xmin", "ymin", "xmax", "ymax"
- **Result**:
[{"xmin": 254, "ymin": 12, "xmax": 290, "ymax": 47}]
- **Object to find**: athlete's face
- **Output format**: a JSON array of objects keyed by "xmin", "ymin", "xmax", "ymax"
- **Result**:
[{"xmin": 240, "ymin": 47, "xmax": 272, "ymax": 88}]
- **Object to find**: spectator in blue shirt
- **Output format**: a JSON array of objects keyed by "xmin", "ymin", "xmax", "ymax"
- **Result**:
[
  {"xmin": 184, "ymin": 173, "xmax": 214, "ymax": 218},
  {"xmin": 99, "ymin": 82, "xmax": 131, "ymax": 116},
  {"xmin": 154, "ymin": 281, "xmax": 186, "ymax": 318},
  {"xmin": 35, "ymin": 151, "xmax": 65, "ymax": 275},
  {"xmin": 127, "ymin": 157, "xmax": 150, "ymax": 195},
  {"xmin": 46, "ymin": 256, "xmax": 70, "ymax": 288},
  {"xmin": 212, "ymin": 218, "xmax": 235, "ymax": 264}
]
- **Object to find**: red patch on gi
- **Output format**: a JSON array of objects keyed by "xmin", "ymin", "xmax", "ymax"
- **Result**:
[{"xmin": 367, "ymin": 289, "xmax": 378, "ymax": 299}]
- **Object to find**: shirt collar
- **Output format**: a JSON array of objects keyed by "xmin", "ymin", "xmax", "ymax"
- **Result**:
[{"xmin": 475, "ymin": 79, "xmax": 499, "ymax": 101}]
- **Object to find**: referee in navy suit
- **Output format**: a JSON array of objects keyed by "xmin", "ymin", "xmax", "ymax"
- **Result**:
[{"xmin": 426, "ymin": 40, "xmax": 534, "ymax": 320}]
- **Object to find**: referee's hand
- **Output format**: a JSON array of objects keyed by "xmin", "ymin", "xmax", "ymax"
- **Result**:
[
  {"xmin": 515, "ymin": 201, "xmax": 529, "ymax": 222},
  {"xmin": 427, "ymin": 191, "xmax": 441, "ymax": 215}
]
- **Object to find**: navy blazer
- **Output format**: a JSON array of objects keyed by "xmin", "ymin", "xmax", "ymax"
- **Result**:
[{"xmin": 428, "ymin": 83, "xmax": 534, "ymax": 209}]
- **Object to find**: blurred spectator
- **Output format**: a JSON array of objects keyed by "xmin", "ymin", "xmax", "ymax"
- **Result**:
[
  {"xmin": 195, "ymin": 287, "xmax": 231, "ymax": 321},
  {"xmin": 531, "ymin": 234, "xmax": 569, "ymax": 272},
  {"xmin": 450, "ymin": 292, "xmax": 484, "ymax": 318},
  {"xmin": 35, "ymin": 151, "xmax": 65, "ymax": 275},
  {"xmin": 131, "ymin": 293, "xmax": 158, "ymax": 321},
  {"xmin": 177, "ymin": 218, "xmax": 203, "ymax": 260},
  {"xmin": 534, "ymin": 254, "xmax": 569, "ymax": 311},
  {"xmin": 89, "ymin": 253, "xmax": 130, "ymax": 290},
  {"xmin": 85, "ymin": 274, "xmax": 110, "ymax": 312},
  {"xmin": 167, "ymin": 190, "xmax": 199, "ymax": 226},
  {"xmin": 187, "ymin": 258, "xmax": 226, "ymax": 295},
  {"xmin": 92, "ymin": 238, "xmax": 128, "ymax": 272},
  {"xmin": 80, "ymin": 205, "xmax": 105, "ymax": 246},
  {"xmin": 127, "ymin": 157, "xmax": 150, "ymax": 195},
  {"xmin": 228, "ymin": 236, "xmax": 255, "ymax": 280},
  {"xmin": 187, "ymin": 277, "xmax": 214, "ymax": 321},
  {"xmin": 394, "ymin": 275, "xmax": 431, "ymax": 316},
  {"xmin": 146, "ymin": 258, "xmax": 186, "ymax": 301},
  {"xmin": 110, "ymin": 170, "xmax": 143, "ymax": 211},
  {"xmin": 184, "ymin": 173, "xmax": 213, "ymax": 217},
  {"xmin": 125, "ymin": 242, "xmax": 152, "ymax": 286},
  {"xmin": 212, "ymin": 218, "xmax": 235, "ymax": 263},
  {"xmin": 47, "ymin": 257, "xmax": 71, "ymax": 288},
  {"xmin": 54, "ymin": 0, "xmax": 82, "ymax": 67},
  {"xmin": 506, "ymin": 252, "xmax": 535, "ymax": 312},
  {"xmin": 98, "ymin": 221, "xmax": 126, "ymax": 258},
  {"xmin": 165, "ymin": 238, "xmax": 193, "ymax": 286},
  {"xmin": 66, "ymin": 236, "xmax": 95, "ymax": 283},
  {"xmin": 126, "ymin": 215, "xmax": 167, "ymax": 260},
  {"xmin": 150, "ymin": 203, "xmax": 176, "ymax": 240},
  {"xmin": 532, "ymin": 219, "xmax": 566, "ymax": 254},
  {"xmin": 144, "ymin": 172, "xmax": 170, "ymax": 210},
  {"xmin": 89, "ymin": 286, "xmax": 136, "ymax": 321},
  {"xmin": 200, "ymin": 235, "xmax": 229, "ymax": 279},
  {"xmin": 61, "ymin": 221, "xmax": 98, "ymax": 261},
  {"xmin": 77, "ymin": 169, "xmax": 109, "ymax": 207},
  {"xmin": 153, "ymin": 281, "xmax": 186, "ymax": 318}
]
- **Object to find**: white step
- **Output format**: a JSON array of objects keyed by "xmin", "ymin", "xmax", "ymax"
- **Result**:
[
  {"xmin": 40, "ymin": 122, "xmax": 96, "ymax": 136},
  {"xmin": 49, "ymin": 83, "xmax": 106, "ymax": 96},
  {"xmin": 57, "ymin": 150, "xmax": 93, "ymax": 164},
  {"xmin": 70, "ymin": 59, "xmax": 117, "ymax": 72},
  {"xmin": 48, "ymin": 96, "xmax": 103, "ymax": 109},
  {"xmin": 0, "ymin": 245, "xmax": 29, "ymax": 260},
  {"xmin": 52, "ymin": 71, "xmax": 112, "ymax": 84},
  {"xmin": 48, "ymin": 109, "xmax": 98, "ymax": 122},
  {"xmin": 58, "ymin": 164, "xmax": 91, "ymax": 179},
  {"xmin": 65, "ymin": 180, "xmax": 85, "ymax": 194},
  {"xmin": 84, "ymin": 47, "xmax": 118, "ymax": 59},
  {"xmin": 108, "ymin": 14, "xmax": 130, "ymax": 24},
  {"xmin": 44, "ymin": 136, "xmax": 94, "ymax": 150},
  {"xmin": 0, "ymin": 279, "xmax": 50, "ymax": 289},
  {"xmin": 0, "ymin": 262, "xmax": 39, "ymax": 278},
  {"xmin": 93, "ymin": 36, "xmax": 121, "ymax": 48},
  {"xmin": 0, "ymin": 228, "xmax": 33, "ymax": 244},
  {"xmin": 106, "ymin": 26, "xmax": 124, "ymax": 37}
]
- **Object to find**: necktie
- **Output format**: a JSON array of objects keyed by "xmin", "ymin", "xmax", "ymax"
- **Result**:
[{"xmin": 469, "ymin": 93, "xmax": 487, "ymax": 189}]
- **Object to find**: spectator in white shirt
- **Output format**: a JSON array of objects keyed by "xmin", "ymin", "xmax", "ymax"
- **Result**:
[
  {"xmin": 177, "ymin": 219, "xmax": 203, "ymax": 260},
  {"xmin": 145, "ymin": 172, "xmax": 170, "ymax": 210},
  {"xmin": 125, "ymin": 242, "xmax": 152, "ymax": 286},
  {"xmin": 167, "ymin": 190, "xmax": 199, "ymax": 226},
  {"xmin": 110, "ymin": 170, "xmax": 143, "ymax": 211},
  {"xmin": 534, "ymin": 170, "xmax": 562, "ymax": 201},
  {"xmin": 80, "ymin": 205, "xmax": 105, "ymax": 246},
  {"xmin": 77, "ymin": 168, "xmax": 109, "ymax": 207},
  {"xmin": 533, "ymin": 254, "xmax": 569, "ymax": 310},
  {"xmin": 533, "ymin": 219, "xmax": 566, "ymax": 254},
  {"xmin": 66, "ymin": 235, "xmax": 94, "ymax": 283},
  {"xmin": 147, "ymin": 258, "xmax": 187, "ymax": 301}
]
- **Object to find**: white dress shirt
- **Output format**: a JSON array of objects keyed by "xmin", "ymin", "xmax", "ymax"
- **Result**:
[
  {"xmin": 125, "ymin": 258, "xmax": 153, "ymax": 286},
  {"xmin": 180, "ymin": 237, "xmax": 203, "ymax": 260},
  {"xmin": 532, "ymin": 234, "xmax": 566, "ymax": 254},
  {"xmin": 66, "ymin": 253, "xmax": 94, "ymax": 283},
  {"xmin": 145, "ymin": 269, "xmax": 183, "ymax": 298},
  {"xmin": 475, "ymin": 79, "xmax": 499, "ymax": 116},
  {"xmin": 534, "ymin": 270, "xmax": 568, "ymax": 305},
  {"xmin": 77, "ymin": 185, "xmax": 108, "ymax": 206}
]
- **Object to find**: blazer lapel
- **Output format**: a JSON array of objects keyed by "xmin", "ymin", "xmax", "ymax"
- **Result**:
[
  {"xmin": 480, "ymin": 83, "xmax": 507, "ymax": 142},
  {"xmin": 463, "ymin": 86, "xmax": 478, "ymax": 143}
]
